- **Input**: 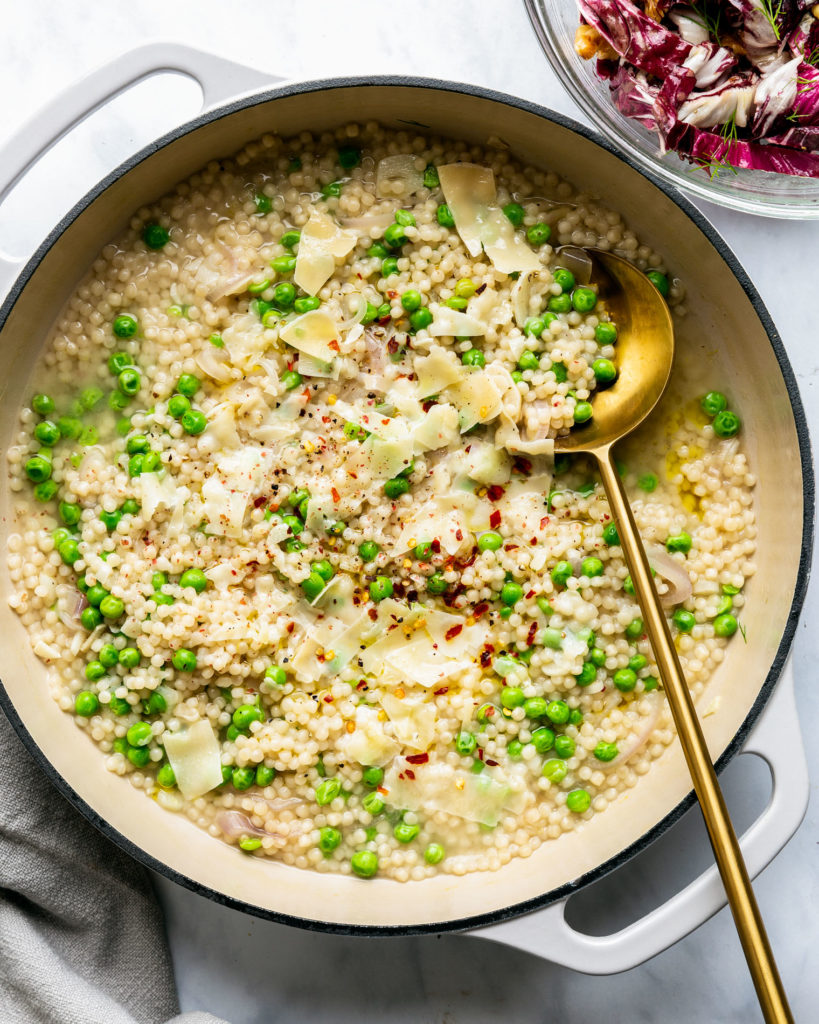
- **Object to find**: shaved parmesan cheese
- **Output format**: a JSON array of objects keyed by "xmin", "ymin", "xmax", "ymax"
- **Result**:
[
  {"xmin": 392, "ymin": 502, "xmax": 472, "ymax": 556},
  {"xmin": 428, "ymin": 304, "xmax": 486, "ymax": 338},
  {"xmin": 385, "ymin": 635, "xmax": 472, "ymax": 689},
  {"xmin": 280, "ymin": 310, "xmax": 341, "ymax": 363},
  {"xmin": 201, "ymin": 447, "xmax": 274, "ymax": 538},
  {"xmin": 459, "ymin": 440, "xmax": 512, "ymax": 485},
  {"xmin": 250, "ymin": 420, "xmax": 298, "ymax": 445},
  {"xmin": 445, "ymin": 369, "xmax": 503, "ymax": 431},
  {"xmin": 204, "ymin": 561, "xmax": 246, "ymax": 590},
  {"xmin": 376, "ymin": 154, "xmax": 424, "ymax": 199},
  {"xmin": 297, "ymin": 352, "xmax": 339, "ymax": 379},
  {"xmin": 163, "ymin": 720, "xmax": 223, "ymax": 799},
  {"xmin": 495, "ymin": 411, "xmax": 555, "ymax": 456},
  {"xmin": 414, "ymin": 346, "xmax": 465, "ymax": 397},
  {"xmin": 412, "ymin": 403, "xmax": 460, "ymax": 452},
  {"xmin": 362, "ymin": 433, "xmax": 414, "ymax": 479},
  {"xmin": 339, "ymin": 706, "xmax": 400, "ymax": 767},
  {"xmin": 381, "ymin": 694, "xmax": 437, "ymax": 751},
  {"xmin": 294, "ymin": 212, "xmax": 357, "ymax": 296},
  {"xmin": 221, "ymin": 313, "xmax": 271, "ymax": 370},
  {"xmin": 438, "ymin": 163, "xmax": 541, "ymax": 274},
  {"xmin": 383, "ymin": 759, "xmax": 524, "ymax": 826},
  {"xmin": 205, "ymin": 403, "xmax": 240, "ymax": 451},
  {"xmin": 136, "ymin": 472, "xmax": 186, "ymax": 521}
]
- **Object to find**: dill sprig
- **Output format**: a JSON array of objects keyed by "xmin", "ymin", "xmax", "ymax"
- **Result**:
[{"xmin": 759, "ymin": 0, "xmax": 784, "ymax": 41}]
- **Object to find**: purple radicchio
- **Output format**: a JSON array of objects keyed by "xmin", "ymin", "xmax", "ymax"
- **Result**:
[
  {"xmin": 577, "ymin": 0, "xmax": 693, "ymax": 76},
  {"xmin": 673, "ymin": 122, "xmax": 819, "ymax": 176},
  {"xmin": 677, "ymin": 75, "xmax": 758, "ymax": 129}
]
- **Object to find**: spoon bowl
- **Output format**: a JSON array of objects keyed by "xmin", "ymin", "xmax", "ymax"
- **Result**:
[{"xmin": 553, "ymin": 251, "xmax": 674, "ymax": 454}]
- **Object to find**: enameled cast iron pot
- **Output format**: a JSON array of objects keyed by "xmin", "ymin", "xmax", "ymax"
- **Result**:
[{"xmin": 0, "ymin": 46, "xmax": 813, "ymax": 972}]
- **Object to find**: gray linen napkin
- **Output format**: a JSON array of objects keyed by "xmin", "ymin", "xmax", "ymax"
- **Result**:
[{"xmin": 0, "ymin": 708, "xmax": 228, "ymax": 1024}]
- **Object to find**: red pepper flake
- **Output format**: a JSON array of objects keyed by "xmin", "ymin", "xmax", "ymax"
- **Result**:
[
  {"xmin": 455, "ymin": 529, "xmax": 463, "ymax": 542},
  {"xmin": 431, "ymin": 539, "xmax": 441, "ymax": 553},
  {"xmin": 323, "ymin": 695, "xmax": 334, "ymax": 703},
  {"xmin": 387, "ymin": 337, "xmax": 399, "ymax": 354},
  {"xmin": 480, "ymin": 648, "xmax": 493, "ymax": 668},
  {"xmin": 485, "ymin": 759, "xmax": 499, "ymax": 767},
  {"xmin": 377, "ymin": 785, "xmax": 388, "ymax": 795},
  {"xmin": 525, "ymin": 589, "xmax": 535, "ymax": 599},
  {"xmin": 368, "ymin": 608, "xmax": 378, "ymax": 621},
  {"xmin": 513, "ymin": 457, "xmax": 532, "ymax": 476},
  {"xmin": 422, "ymin": 398, "xmax": 438, "ymax": 412},
  {"xmin": 445, "ymin": 624, "xmax": 463, "ymax": 641},
  {"xmin": 530, "ymin": 537, "xmax": 538, "ymax": 546},
  {"xmin": 393, "ymin": 581, "xmax": 406, "ymax": 598},
  {"xmin": 487, "ymin": 485, "xmax": 505, "ymax": 502},
  {"xmin": 406, "ymin": 753, "xmax": 429, "ymax": 765},
  {"xmin": 504, "ymin": 543, "xmax": 518, "ymax": 551},
  {"xmin": 476, "ymin": 747, "xmax": 485, "ymax": 760},
  {"xmin": 433, "ymin": 686, "xmax": 449, "ymax": 696},
  {"xmin": 329, "ymin": 338, "xmax": 340, "ymax": 352},
  {"xmin": 286, "ymin": 622, "xmax": 295, "ymax": 634},
  {"xmin": 527, "ymin": 622, "xmax": 537, "ymax": 646},
  {"xmin": 473, "ymin": 602, "xmax": 489, "ymax": 620},
  {"xmin": 252, "ymin": 495, "xmax": 267, "ymax": 508},
  {"xmin": 540, "ymin": 516, "xmax": 550, "ymax": 530},
  {"xmin": 331, "ymin": 487, "xmax": 340, "ymax": 503},
  {"xmin": 405, "ymin": 769, "xmax": 416, "ymax": 781},
  {"xmin": 489, "ymin": 509, "xmax": 502, "ymax": 529},
  {"xmin": 356, "ymin": 680, "xmax": 368, "ymax": 691},
  {"xmin": 387, "ymin": 290, "xmax": 398, "ymax": 299}
]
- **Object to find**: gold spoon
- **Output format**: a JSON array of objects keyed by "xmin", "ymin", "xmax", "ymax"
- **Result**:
[{"xmin": 554, "ymin": 250, "xmax": 792, "ymax": 1024}]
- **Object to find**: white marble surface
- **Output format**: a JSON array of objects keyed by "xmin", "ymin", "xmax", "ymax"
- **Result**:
[{"xmin": 2, "ymin": 2, "xmax": 818, "ymax": 1021}]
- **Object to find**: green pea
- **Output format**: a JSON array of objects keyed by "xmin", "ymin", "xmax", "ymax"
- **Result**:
[
  {"xmin": 436, "ymin": 203, "xmax": 455, "ymax": 227},
  {"xmin": 157, "ymin": 763, "xmax": 176, "ymax": 789},
  {"xmin": 600, "ymin": 524, "xmax": 619, "ymax": 548},
  {"xmin": 117, "ymin": 368, "xmax": 140, "ymax": 397},
  {"xmin": 271, "ymin": 254, "xmax": 297, "ymax": 275},
  {"xmin": 174, "ymin": 374, "xmax": 198, "ymax": 399},
  {"xmin": 58, "ymin": 538, "xmax": 81, "ymax": 565},
  {"xmin": 628, "ymin": 653, "xmax": 648, "ymax": 672},
  {"xmin": 293, "ymin": 296, "xmax": 320, "ymax": 315},
  {"xmin": 381, "ymin": 256, "xmax": 399, "ymax": 278},
  {"xmin": 517, "ymin": 350, "xmax": 540, "ymax": 372},
  {"xmin": 542, "ymin": 758, "xmax": 567, "ymax": 783},
  {"xmin": 86, "ymin": 585, "xmax": 109, "ymax": 609},
  {"xmin": 554, "ymin": 734, "xmax": 575, "ymax": 759},
  {"xmin": 384, "ymin": 476, "xmax": 410, "ymax": 499},
  {"xmin": 254, "ymin": 765, "xmax": 275, "ymax": 787},
  {"xmin": 315, "ymin": 778, "xmax": 342, "ymax": 805},
  {"xmin": 566, "ymin": 788, "xmax": 591, "ymax": 813},
  {"xmin": 321, "ymin": 180, "xmax": 342, "ymax": 199},
  {"xmin": 369, "ymin": 576, "xmax": 394, "ymax": 602},
  {"xmin": 401, "ymin": 289, "xmax": 422, "ymax": 313},
  {"xmin": 311, "ymin": 559, "xmax": 335, "ymax": 583},
  {"xmin": 383, "ymin": 223, "xmax": 408, "ymax": 250},
  {"xmin": 127, "ymin": 745, "xmax": 151, "ymax": 768},
  {"xmin": 531, "ymin": 727, "xmax": 555, "ymax": 753},
  {"xmin": 232, "ymin": 705, "xmax": 263, "ymax": 731},
  {"xmin": 700, "ymin": 391, "xmax": 727, "ymax": 417},
  {"xmin": 80, "ymin": 606, "xmax": 102, "ymax": 630},
  {"xmin": 551, "ymin": 361, "xmax": 568, "ymax": 383},
  {"xmin": 454, "ymin": 277, "xmax": 476, "ymax": 298},
  {"xmin": 524, "ymin": 697, "xmax": 549, "ymax": 719},
  {"xmin": 545, "ymin": 700, "xmax": 570, "ymax": 726},
  {"xmin": 113, "ymin": 313, "xmax": 138, "ymax": 339},
  {"xmin": 75, "ymin": 691, "xmax": 99, "ymax": 717},
  {"xmin": 362, "ymin": 791, "xmax": 385, "ymax": 815},
  {"xmin": 181, "ymin": 409, "xmax": 207, "ymax": 435},
  {"xmin": 505, "ymin": 739, "xmax": 523, "ymax": 760},
  {"xmin": 172, "ymin": 647, "xmax": 196, "ymax": 672},
  {"xmin": 394, "ymin": 209, "xmax": 416, "ymax": 228},
  {"xmin": 638, "ymin": 473, "xmax": 658, "ymax": 493},
  {"xmin": 33, "ymin": 419, "xmax": 60, "ymax": 447},
  {"xmin": 116, "ymin": 417, "xmax": 133, "ymax": 437},
  {"xmin": 99, "ymin": 643, "xmax": 119, "ymax": 669},
  {"xmin": 142, "ymin": 222, "xmax": 169, "ymax": 249},
  {"xmin": 109, "ymin": 696, "xmax": 131, "ymax": 716},
  {"xmin": 85, "ymin": 660, "xmax": 106, "ymax": 682},
  {"xmin": 571, "ymin": 286, "xmax": 597, "ymax": 312},
  {"xmin": 455, "ymin": 730, "xmax": 477, "ymax": 756},
  {"xmin": 501, "ymin": 686, "xmax": 525, "ymax": 710},
  {"xmin": 477, "ymin": 531, "xmax": 502, "ymax": 552},
  {"xmin": 575, "ymin": 661, "xmax": 597, "ymax": 687},
  {"xmin": 57, "ymin": 502, "xmax": 81, "ymax": 529},
  {"xmin": 414, "ymin": 541, "xmax": 433, "ymax": 562},
  {"xmin": 646, "ymin": 270, "xmax": 669, "ymax": 297},
  {"xmin": 527, "ymin": 222, "xmax": 551, "ymax": 246},
  {"xmin": 353, "ymin": 540, "xmax": 378, "ymax": 564},
  {"xmin": 427, "ymin": 572, "xmax": 448, "ymax": 595},
  {"xmin": 318, "ymin": 826, "xmax": 342, "ymax": 856},
  {"xmin": 547, "ymin": 293, "xmax": 572, "ymax": 315},
  {"xmin": 551, "ymin": 561, "xmax": 573, "ymax": 588},
  {"xmin": 672, "ymin": 608, "xmax": 696, "ymax": 633},
  {"xmin": 56, "ymin": 416, "xmax": 82, "ymax": 441},
  {"xmin": 281, "ymin": 370, "xmax": 304, "ymax": 391},
  {"xmin": 592, "ymin": 358, "xmax": 617, "ymax": 386},
  {"xmin": 179, "ymin": 567, "xmax": 208, "ymax": 593},
  {"xmin": 595, "ymin": 321, "xmax": 618, "ymax": 345},
  {"xmin": 574, "ymin": 401, "xmax": 593, "ymax": 425},
  {"xmin": 553, "ymin": 267, "xmax": 576, "ymax": 292},
  {"xmin": 25, "ymin": 455, "xmax": 52, "ymax": 483},
  {"xmin": 34, "ymin": 480, "xmax": 58, "ymax": 502},
  {"xmin": 713, "ymin": 612, "xmax": 738, "ymax": 637},
  {"xmin": 625, "ymin": 617, "xmax": 643, "ymax": 640},
  {"xmin": 362, "ymin": 766, "xmax": 383, "ymax": 788},
  {"xmin": 264, "ymin": 665, "xmax": 287, "ymax": 687},
  {"xmin": 167, "ymin": 394, "xmax": 190, "ymax": 419},
  {"xmin": 394, "ymin": 820, "xmax": 420, "ymax": 843},
  {"xmin": 409, "ymin": 308, "xmax": 433, "ymax": 332},
  {"xmin": 301, "ymin": 573, "xmax": 326, "ymax": 602},
  {"xmin": 351, "ymin": 850, "xmax": 378, "ymax": 878},
  {"xmin": 461, "ymin": 348, "xmax": 485, "ymax": 367},
  {"xmin": 271, "ymin": 282, "xmax": 294, "ymax": 309},
  {"xmin": 581, "ymin": 556, "xmax": 603, "ymax": 578},
  {"xmin": 713, "ymin": 410, "xmax": 741, "ymax": 438},
  {"xmin": 666, "ymin": 531, "xmax": 692, "ymax": 554},
  {"xmin": 419, "ymin": 842, "xmax": 443, "ymax": 866},
  {"xmin": 500, "ymin": 581, "xmax": 523, "ymax": 607},
  {"xmin": 334, "ymin": 143, "xmax": 360, "ymax": 170},
  {"xmin": 613, "ymin": 667, "xmax": 637, "ymax": 692},
  {"xmin": 232, "ymin": 766, "xmax": 255, "ymax": 790},
  {"xmin": 99, "ymin": 595, "xmax": 124, "ymax": 619},
  {"xmin": 623, "ymin": 576, "xmax": 635, "ymax": 595},
  {"xmin": 127, "ymin": 721, "xmax": 152, "ymax": 748},
  {"xmin": 32, "ymin": 393, "xmax": 56, "ymax": 416},
  {"xmin": 502, "ymin": 202, "xmax": 524, "ymax": 227},
  {"xmin": 144, "ymin": 691, "xmax": 167, "ymax": 715}
]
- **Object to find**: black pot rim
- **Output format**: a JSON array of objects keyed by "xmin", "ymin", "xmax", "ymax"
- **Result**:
[{"xmin": 0, "ymin": 73, "xmax": 813, "ymax": 940}]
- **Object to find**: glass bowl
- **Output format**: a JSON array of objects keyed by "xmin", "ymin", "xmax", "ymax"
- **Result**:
[{"xmin": 524, "ymin": 0, "xmax": 819, "ymax": 218}]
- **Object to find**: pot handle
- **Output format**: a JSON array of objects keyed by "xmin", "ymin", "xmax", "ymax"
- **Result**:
[
  {"xmin": 0, "ymin": 43, "xmax": 281, "ymax": 297},
  {"xmin": 471, "ymin": 661, "xmax": 807, "ymax": 972}
]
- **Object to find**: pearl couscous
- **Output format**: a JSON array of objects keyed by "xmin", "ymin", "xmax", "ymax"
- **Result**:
[{"xmin": 6, "ymin": 123, "xmax": 755, "ymax": 881}]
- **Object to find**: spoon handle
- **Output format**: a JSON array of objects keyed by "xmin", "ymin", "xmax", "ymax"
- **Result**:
[{"xmin": 596, "ymin": 446, "xmax": 793, "ymax": 1024}]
